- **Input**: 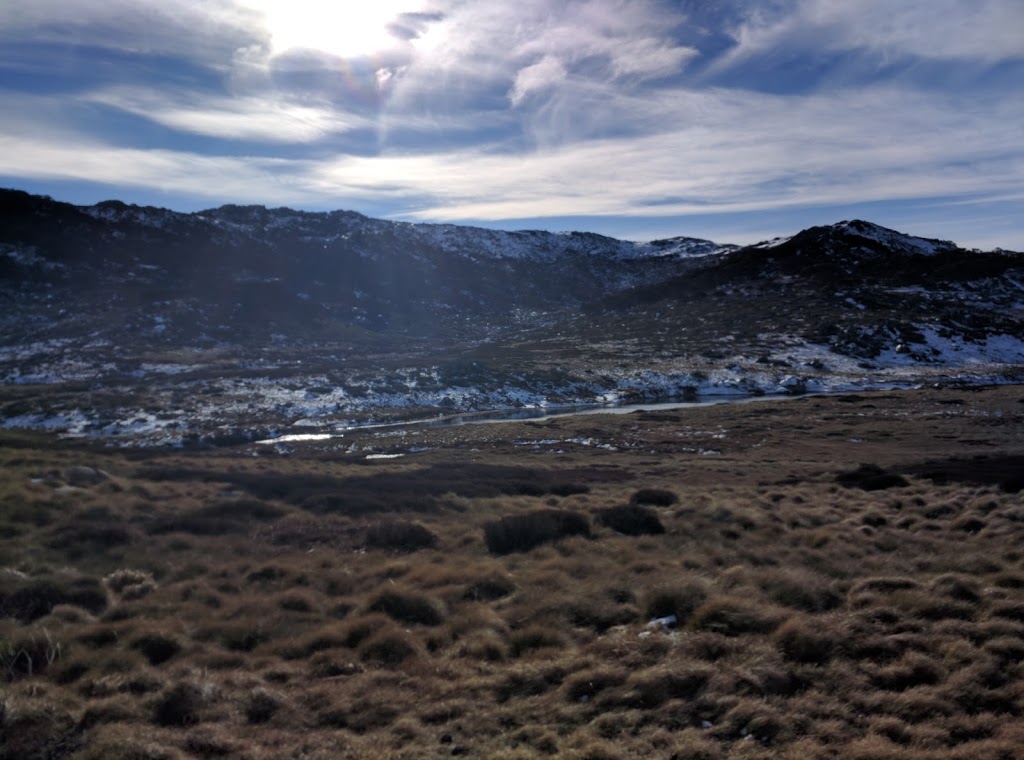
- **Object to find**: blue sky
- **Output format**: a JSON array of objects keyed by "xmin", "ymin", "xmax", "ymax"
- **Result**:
[{"xmin": 1, "ymin": 0, "xmax": 1021, "ymax": 249}]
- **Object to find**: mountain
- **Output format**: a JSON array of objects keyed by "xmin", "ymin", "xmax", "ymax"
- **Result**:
[
  {"xmin": 0, "ymin": 189, "xmax": 1021, "ymax": 445},
  {"xmin": 0, "ymin": 188, "xmax": 726, "ymax": 346}
]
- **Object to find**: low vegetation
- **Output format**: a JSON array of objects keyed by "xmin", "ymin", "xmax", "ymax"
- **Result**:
[{"xmin": 1, "ymin": 385, "xmax": 1023, "ymax": 758}]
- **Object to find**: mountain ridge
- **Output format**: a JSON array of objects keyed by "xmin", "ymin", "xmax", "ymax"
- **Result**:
[{"xmin": 1, "ymin": 188, "xmax": 1022, "ymax": 445}]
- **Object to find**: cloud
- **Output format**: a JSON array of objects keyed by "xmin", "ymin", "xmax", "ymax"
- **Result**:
[
  {"xmin": 0, "ymin": 132, "xmax": 312, "ymax": 205},
  {"xmin": 509, "ymin": 56, "xmax": 568, "ymax": 106},
  {"xmin": 7, "ymin": 77, "xmax": 1017, "ymax": 226},
  {"xmin": 84, "ymin": 87, "xmax": 371, "ymax": 143},
  {"xmin": 0, "ymin": 0, "xmax": 269, "ymax": 70},
  {"xmin": 0, "ymin": 0, "xmax": 1021, "ymax": 249},
  {"xmin": 387, "ymin": 1, "xmax": 697, "ymax": 113},
  {"xmin": 716, "ymin": 0, "xmax": 1024, "ymax": 71}
]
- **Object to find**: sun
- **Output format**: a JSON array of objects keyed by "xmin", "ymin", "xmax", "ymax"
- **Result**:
[{"xmin": 243, "ymin": 0, "xmax": 428, "ymax": 59}]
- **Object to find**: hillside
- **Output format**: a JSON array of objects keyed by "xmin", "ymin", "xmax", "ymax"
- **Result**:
[{"xmin": 1, "ymin": 189, "xmax": 1022, "ymax": 445}]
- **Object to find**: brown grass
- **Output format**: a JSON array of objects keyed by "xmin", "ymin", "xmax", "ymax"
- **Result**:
[{"xmin": 1, "ymin": 385, "xmax": 1023, "ymax": 757}]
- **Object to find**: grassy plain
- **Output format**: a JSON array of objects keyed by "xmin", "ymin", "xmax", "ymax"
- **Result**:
[{"xmin": 2, "ymin": 385, "xmax": 1023, "ymax": 759}]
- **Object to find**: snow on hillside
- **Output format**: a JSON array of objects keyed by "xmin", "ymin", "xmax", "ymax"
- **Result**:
[
  {"xmin": 171, "ymin": 203, "xmax": 736, "ymax": 264},
  {"xmin": 836, "ymin": 220, "xmax": 957, "ymax": 256}
]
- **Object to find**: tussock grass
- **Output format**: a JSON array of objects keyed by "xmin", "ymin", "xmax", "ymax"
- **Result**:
[
  {"xmin": 483, "ymin": 509, "xmax": 591, "ymax": 554},
  {"xmin": 366, "ymin": 589, "xmax": 444, "ymax": 626},
  {"xmin": 595, "ymin": 504, "xmax": 665, "ymax": 535},
  {"xmin": 690, "ymin": 596, "xmax": 786, "ymax": 636},
  {"xmin": 364, "ymin": 519, "xmax": 439, "ymax": 552},
  {"xmin": 2, "ymin": 385, "xmax": 1023, "ymax": 757},
  {"xmin": 836, "ymin": 464, "xmax": 910, "ymax": 491},
  {"xmin": 630, "ymin": 488, "xmax": 679, "ymax": 506}
]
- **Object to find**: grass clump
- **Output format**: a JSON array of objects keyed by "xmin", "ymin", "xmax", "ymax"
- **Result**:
[
  {"xmin": 245, "ymin": 688, "xmax": 281, "ymax": 724},
  {"xmin": 595, "ymin": 504, "xmax": 665, "ymax": 536},
  {"xmin": 870, "ymin": 653, "xmax": 944, "ymax": 691},
  {"xmin": 367, "ymin": 590, "xmax": 444, "ymax": 626},
  {"xmin": 0, "ymin": 626, "xmax": 64, "ymax": 679},
  {"xmin": 509, "ymin": 627, "xmax": 566, "ymax": 658},
  {"xmin": 364, "ymin": 519, "xmax": 438, "ymax": 552},
  {"xmin": 836, "ymin": 464, "xmax": 909, "ymax": 491},
  {"xmin": 774, "ymin": 616, "xmax": 837, "ymax": 664},
  {"xmin": 131, "ymin": 633, "xmax": 182, "ymax": 666},
  {"xmin": 463, "ymin": 574, "xmax": 516, "ymax": 602},
  {"xmin": 642, "ymin": 579, "xmax": 709, "ymax": 623},
  {"xmin": 483, "ymin": 509, "xmax": 590, "ymax": 555},
  {"xmin": 104, "ymin": 569, "xmax": 156, "ymax": 601},
  {"xmin": 549, "ymin": 483, "xmax": 590, "ymax": 497},
  {"xmin": 152, "ymin": 682, "xmax": 207, "ymax": 727},
  {"xmin": 1, "ymin": 577, "xmax": 107, "ymax": 622},
  {"xmin": 359, "ymin": 630, "xmax": 421, "ymax": 666},
  {"xmin": 690, "ymin": 597, "xmax": 784, "ymax": 636},
  {"xmin": 630, "ymin": 488, "xmax": 679, "ymax": 507},
  {"xmin": 0, "ymin": 697, "xmax": 78, "ymax": 759},
  {"xmin": 564, "ymin": 667, "xmax": 629, "ymax": 703}
]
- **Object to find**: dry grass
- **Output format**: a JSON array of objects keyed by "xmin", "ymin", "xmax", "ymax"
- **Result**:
[{"xmin": 1, "ymin": 385, "xmax": 1023, "ymax": 758}]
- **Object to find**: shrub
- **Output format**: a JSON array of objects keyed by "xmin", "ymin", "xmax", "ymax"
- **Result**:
[
  {"xmin": 483, "ymin": 509, "xmax": 590, "ymax": 555},
  {"xmin": 595, "ymin": 505, "xmax": 665, "ymax": 536},
  {"xmin": 367, "ymin": 590, "xmax": 444, "ymax": 626},
  {"xmin": 630, "ymin": 489, "xmax": 679, "ymax": 507},
  {"xmin": 364, "ymin": 520, "xmax": 438, "ymax": 552},
  {"xmin": 836, "ymin": 464, "xmax": 909, "ymax": 491}
]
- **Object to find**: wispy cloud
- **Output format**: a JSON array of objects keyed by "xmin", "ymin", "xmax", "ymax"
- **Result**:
[
  {"xmin": 714, "ymin": 0, "xmax": 1024, "ymax": 73},
  {"xmin": 508, "ymin": 56, "xmax": 568, "ymax": 107},
  {"xmin": 83, "ymin": 87, "xmax": 371, "ymax": 143},
  {"xmin": 0, "ymin": 0, "xmax": 1021, "ymax": 247}
]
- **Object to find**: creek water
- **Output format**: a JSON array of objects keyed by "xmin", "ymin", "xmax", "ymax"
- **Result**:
[{"xmin": 259, "ymin": 392, "xmax": 797, "ymax": 444}]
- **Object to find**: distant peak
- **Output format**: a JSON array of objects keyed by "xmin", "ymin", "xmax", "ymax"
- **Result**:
[{"xmin": 829, "ymin": 219, "xmax": 957, "ymax": 256}]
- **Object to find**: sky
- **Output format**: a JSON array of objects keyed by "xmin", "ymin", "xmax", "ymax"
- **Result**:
[{"xmin": 0, "ymin": 0, "xmax": 1022, "ymax": 249}]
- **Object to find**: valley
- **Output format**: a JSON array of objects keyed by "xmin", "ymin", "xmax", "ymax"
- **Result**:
[{"xmin": 1, "ymin": 190, "xmax": 1023, "ymax": 759}]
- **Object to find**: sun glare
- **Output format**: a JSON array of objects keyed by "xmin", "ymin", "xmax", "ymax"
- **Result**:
[{"xmin": 244, "ymin": 0, "xmax": 426, "ymax": 59}]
